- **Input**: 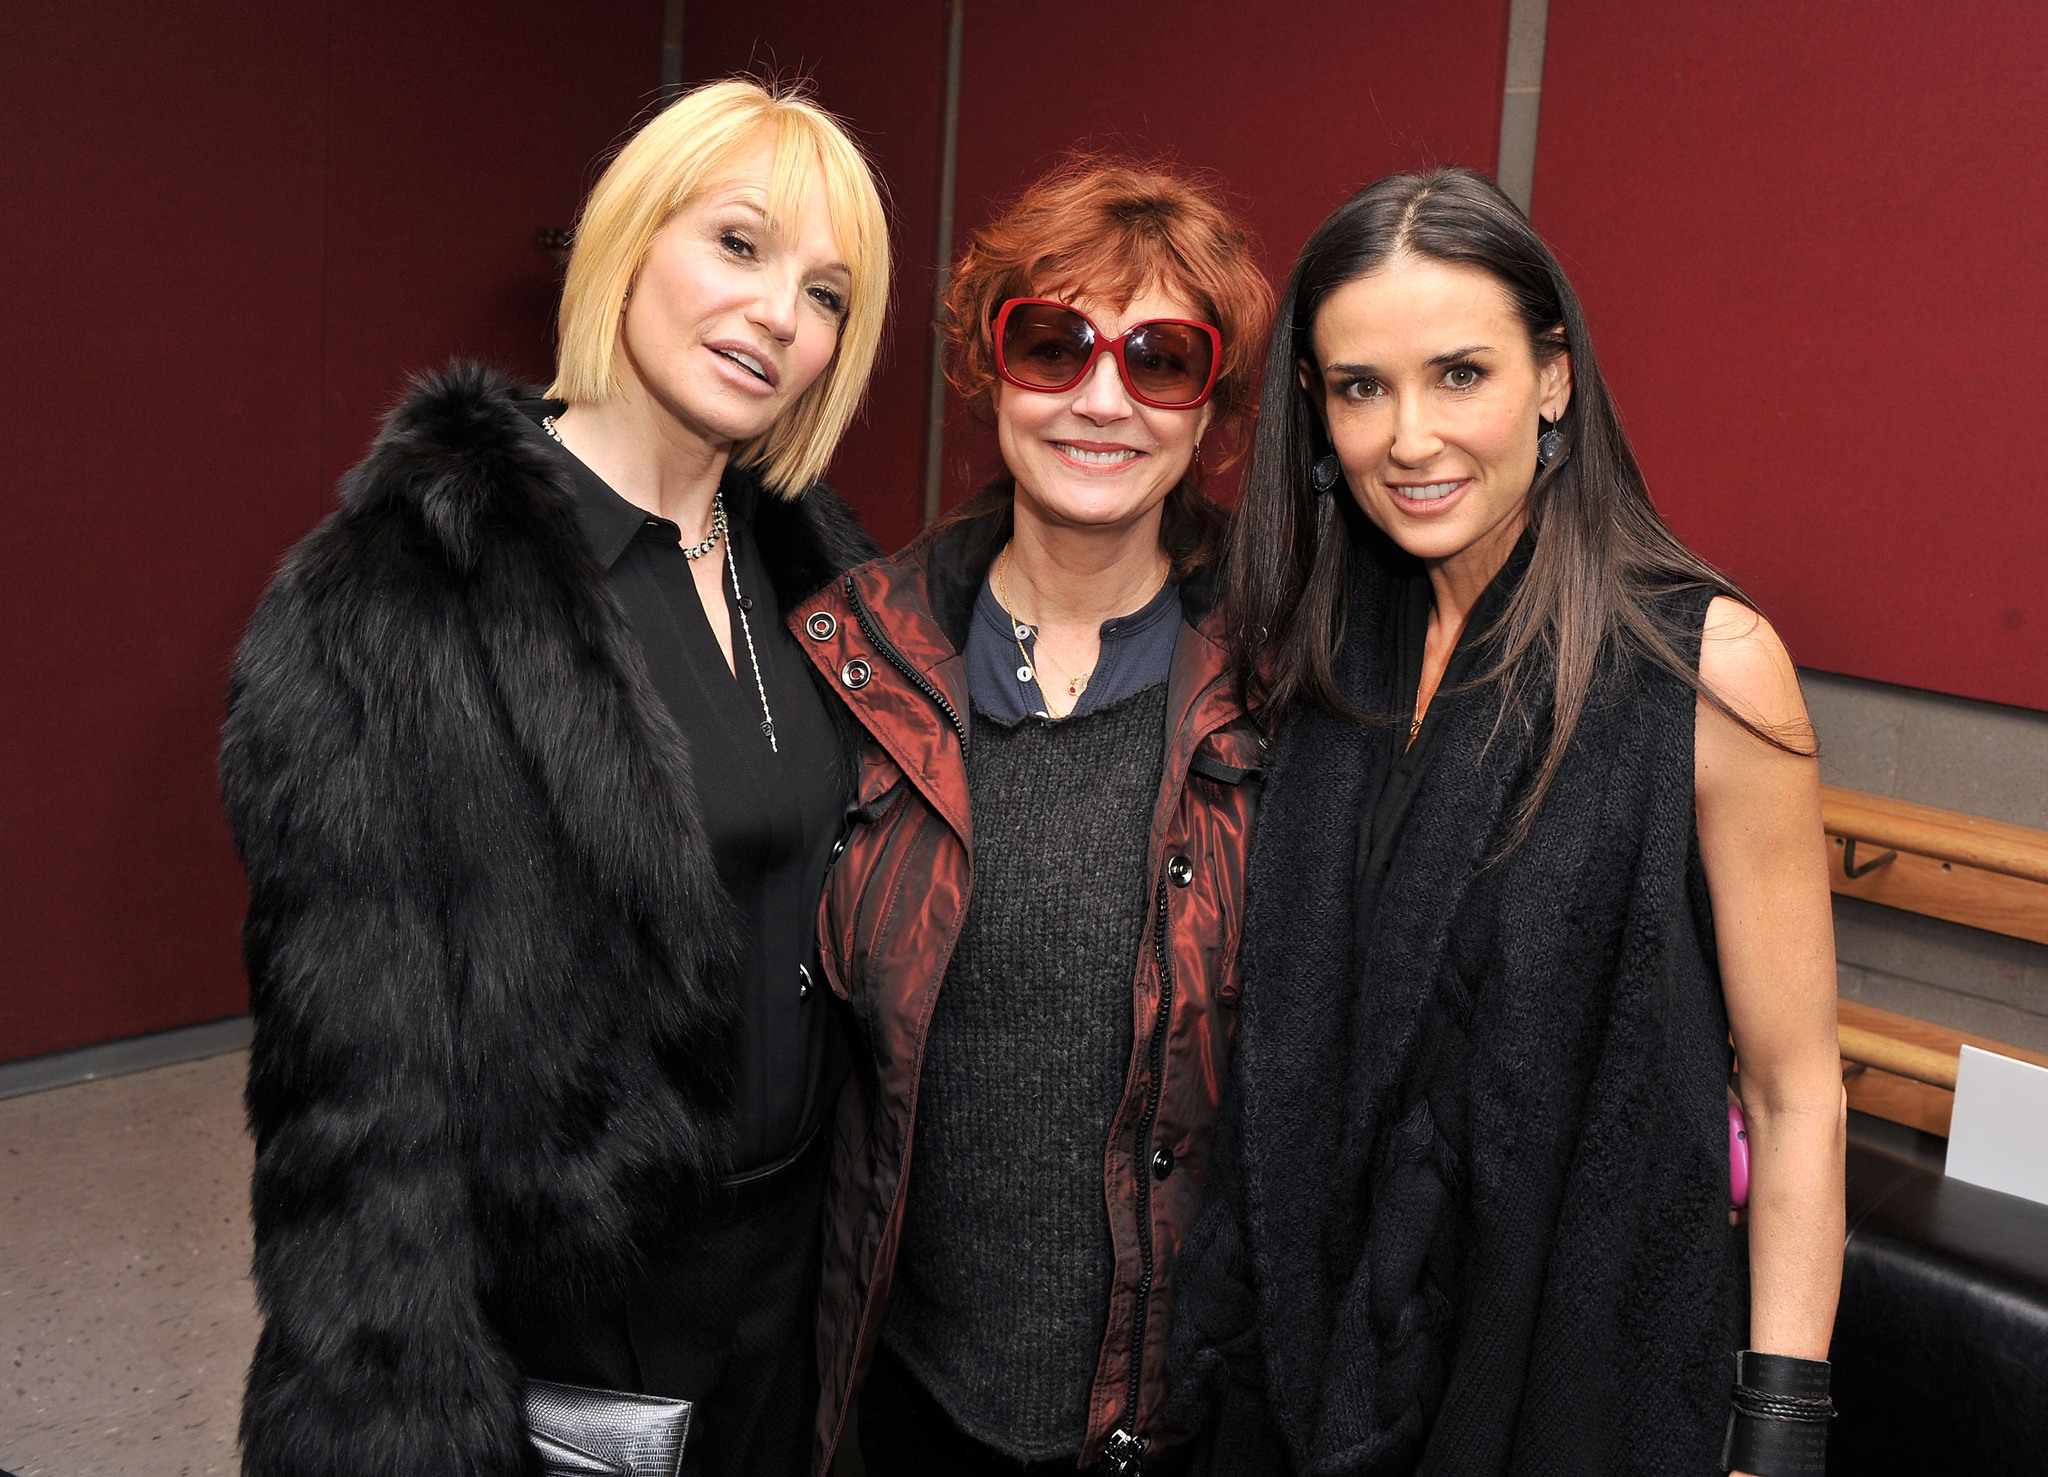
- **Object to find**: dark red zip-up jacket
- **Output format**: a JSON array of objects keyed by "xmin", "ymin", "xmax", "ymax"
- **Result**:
[{"xmin": 787, "ymin": 515, "xmax": 1262, "ymax": 1474}]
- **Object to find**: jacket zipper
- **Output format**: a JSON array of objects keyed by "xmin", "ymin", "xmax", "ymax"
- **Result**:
[
  {"xmin": 1106, "ymin": 869, "xmax": 1176, "ymax": 1475},
  {"xmin": 844, "ymin": 574, "xmax": 969, "ymax": 754}
]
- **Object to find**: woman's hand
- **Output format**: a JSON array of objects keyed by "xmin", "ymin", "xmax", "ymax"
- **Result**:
[{"xmin": 1694, "ymin": 597, "xmax": 1847, "ymax": 1364}]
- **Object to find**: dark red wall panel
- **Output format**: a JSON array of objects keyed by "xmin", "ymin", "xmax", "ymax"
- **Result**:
[
  {"xmin": 1, "ymin": 3, "xmax": 662, "ymax": 1064},
  {"xmin": 320, "ymin": 3, "xmax": 663, "ymax": 483},
  {"xmin": 1535, "ymin": 1, "xmax": 2048, "ymax": 710},
  {"xmin": 2, "ymin": 3, "xmax": 330, "ymax": 1064}
]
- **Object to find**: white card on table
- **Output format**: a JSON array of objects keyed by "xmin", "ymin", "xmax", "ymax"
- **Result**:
[{"xmin": 1944, "ymin": 1044, "xmax": 2048, "ymax": 1208}]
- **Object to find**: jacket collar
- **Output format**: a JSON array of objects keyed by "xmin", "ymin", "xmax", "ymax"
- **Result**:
[
  {"xmin": 922, "ymin": 508, "xmax": 1010, "ymax": 656},
  {"xmin": 841, "ymin": 507, "xmax": 1249, "ymax": 763},
  {"xmin": 915, "ymin": 503, "xmax": 1224, "ymax": 658}
]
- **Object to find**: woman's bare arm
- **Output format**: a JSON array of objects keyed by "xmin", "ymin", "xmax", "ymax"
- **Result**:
[{"xmin": 1694, "ymin": 595, "xmax": 1846, "ymax": 1379}]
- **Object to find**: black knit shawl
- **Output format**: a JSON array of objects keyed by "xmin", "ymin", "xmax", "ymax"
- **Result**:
[{"xmin": 1171, "ymin": 534, "xmax": 1737, "ymax": 1476}]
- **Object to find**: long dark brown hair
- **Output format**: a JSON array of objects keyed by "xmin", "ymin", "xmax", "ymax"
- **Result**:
[{"xmin": 1225, "ymin": 167, "xmax": 1797, "ymax": 836}]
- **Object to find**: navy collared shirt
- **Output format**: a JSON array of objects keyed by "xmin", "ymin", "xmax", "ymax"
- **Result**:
[{"xmin": 966, "ymin": 573, "xmax": 1183, "ymax": 724}]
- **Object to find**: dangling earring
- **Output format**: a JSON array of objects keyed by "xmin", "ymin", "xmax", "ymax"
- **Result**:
[
  {"xmin": 621, "ymin": 285, "xmax": 634, "ymax": 313},
  {"xmin": 1311, "ymin": 453, "xmax": 1341, "ymax": 493},
  {"xmin": 1189, "ymin": 440, "xmax": 1204, "ymax": 485},
  {"xmin": 1536, "ymin": 417, "xmax": 1565, "ymax": 468}
]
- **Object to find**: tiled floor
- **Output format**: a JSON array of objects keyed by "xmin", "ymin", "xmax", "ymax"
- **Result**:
[{"xmin": 0, "ymin": 1052, "xmax": 255, "ymax": 1477}]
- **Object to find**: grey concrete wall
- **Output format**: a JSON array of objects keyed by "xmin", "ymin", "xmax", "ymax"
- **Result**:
[
  {"xmin": 1800, "ymin": 668, "xmax": 2048, "ymax": 1050},
  {"xmin": 1496, "ymin": 0, "xmax": 1549, "ymax": 213}
]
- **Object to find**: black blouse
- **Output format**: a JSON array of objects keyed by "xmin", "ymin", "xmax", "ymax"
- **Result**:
[{"xmin": 529, "ymin": 409, "xmax": 844, "ymax": 1173}]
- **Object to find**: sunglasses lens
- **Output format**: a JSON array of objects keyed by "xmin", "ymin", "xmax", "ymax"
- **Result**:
[
  {"xmin": 1000, "ymin": 303, "xmax": 1094, "ymax": 389},
  {"xmin": 1122, "ymin": 322, "xmax": 1214, "ymax": 406}
]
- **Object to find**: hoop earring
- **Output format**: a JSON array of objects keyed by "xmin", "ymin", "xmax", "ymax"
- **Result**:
[
  {"xmin": 1311, "ymin": 453, "xmax": 1341, "ymax": 494},
  {"xmin": 1536, "ymin": 418, "xmax": 1566, "ymax": 468}
]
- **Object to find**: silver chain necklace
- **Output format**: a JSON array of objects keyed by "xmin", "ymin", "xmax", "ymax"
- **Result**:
[
  {"xmin": 724, "ymin": 516, "xmax": 776, "ymax": 752},
  {"xmin": 542, "ymin": 414, "xmax": 776, "ymax": 752},
  {"xmin": 543, "ymin": 414, "xmax": 724, "ymax": 558}
]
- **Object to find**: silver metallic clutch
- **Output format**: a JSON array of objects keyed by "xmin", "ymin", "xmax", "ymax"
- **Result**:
[{"xmin": 521, "ymin": 1378, "xmax": 694, "ymax": 1477}]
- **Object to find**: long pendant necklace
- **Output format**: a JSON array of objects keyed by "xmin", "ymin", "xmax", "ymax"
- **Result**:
[
  {"xmin": 724, "ymin": 517, "xmax": 777, "ymax": 752},
  {"xmin": 994, "ymin": 550, "xmax": 1093, "ymax": 703},
  {"xmin": 541, "ymin": 414, "xmax": 775, "ymax": 750}
]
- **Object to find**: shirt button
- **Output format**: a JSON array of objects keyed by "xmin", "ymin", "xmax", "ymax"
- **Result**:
[
  {"xmin": 1152, "ymin": 1146, "xmax": 1176, "ymax": 1179},
  {"xmin": 1167, "ymin": 854, "xmax": 1194, "ymax": 887}
]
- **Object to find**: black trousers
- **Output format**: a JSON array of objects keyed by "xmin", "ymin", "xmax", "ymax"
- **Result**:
[
  {"xmin": 857, "ymin": 1342, "xmax": 1195, "ymax": 1477},
  {"xmin": 499, "ymin": 1140, "xmax": 827, "ymax": 1477}
]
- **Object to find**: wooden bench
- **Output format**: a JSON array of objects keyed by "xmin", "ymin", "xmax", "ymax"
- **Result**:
[
  {"xmin": 1821, "ymin": 783, "xmax": 2048, "ymax": 1135},
  {"xmin": 1815, "ymin": 787, "xmax": 2048, "ymax": 1477}
]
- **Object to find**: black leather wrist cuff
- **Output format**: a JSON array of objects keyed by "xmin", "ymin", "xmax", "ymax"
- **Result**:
[
  {"xmin": 1736, "ymin": 1351, "xmax": 1832, "ymax": 1400},
  {"xmin": 1723, "ymin": 1409, "xmax": 1828, "ymax": 1475},
  {"xmin": 1722, "ymin": 1351, "xmax": 1833, "ymax": 1475}
]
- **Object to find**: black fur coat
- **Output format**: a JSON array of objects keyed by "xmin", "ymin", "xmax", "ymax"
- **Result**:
[{"xmin": 220, "ymin": 363, "xmax": 876, "ymax": 1477}]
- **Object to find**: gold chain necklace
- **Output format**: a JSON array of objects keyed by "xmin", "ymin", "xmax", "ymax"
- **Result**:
[{"xmin": 994, "ymin": 549, "xmax": 1093, "ymax": 703}]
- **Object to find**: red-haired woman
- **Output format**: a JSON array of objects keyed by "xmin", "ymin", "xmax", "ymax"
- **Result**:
[{"xmin": 786, "ymin": 160, "xmax": 1274, "ymax": 1476}]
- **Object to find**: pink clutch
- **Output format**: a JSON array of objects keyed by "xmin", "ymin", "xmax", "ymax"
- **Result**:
[{"xmin": 1728, "ymin": 1099, "xmax": 1751, "ymax": 1207}]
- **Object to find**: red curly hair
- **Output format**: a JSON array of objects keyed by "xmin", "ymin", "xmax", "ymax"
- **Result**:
[{"xmin": 937, "ymin": 155, "xmax": 1274, "ymax": 572}]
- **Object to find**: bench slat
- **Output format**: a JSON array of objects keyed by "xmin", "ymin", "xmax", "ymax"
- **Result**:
[{"xmin": 1821, "ymin": 783, "xmax": 2048, "ymax": 884}]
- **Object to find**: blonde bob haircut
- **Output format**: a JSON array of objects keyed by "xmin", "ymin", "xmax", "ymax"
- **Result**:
[{"xmin": 549, "ymin": 78, "xmax": 890, "ymax": 496}]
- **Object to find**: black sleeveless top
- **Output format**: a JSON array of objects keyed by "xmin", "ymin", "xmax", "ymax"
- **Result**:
[{"xmin": 1170, "ymin": 522, "xmax": 1738, "ymax": 1475}]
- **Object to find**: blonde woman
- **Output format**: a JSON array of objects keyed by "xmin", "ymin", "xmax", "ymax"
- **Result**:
[{"xmin": 221, "ymin": 79, "xmax": 888, "ymax": 1477}]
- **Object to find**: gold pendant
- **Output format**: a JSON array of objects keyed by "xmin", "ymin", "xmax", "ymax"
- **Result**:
[{"xmin": 1068, "ymin": 674, "xmax": 1087, "ymax": 697}]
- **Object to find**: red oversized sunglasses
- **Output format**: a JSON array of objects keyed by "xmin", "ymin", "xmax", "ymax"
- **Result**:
[{"xmin": 993, "ymin": 298, "xmax": 1222, "ymax": 410}]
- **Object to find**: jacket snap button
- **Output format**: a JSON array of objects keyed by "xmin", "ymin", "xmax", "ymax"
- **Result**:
[
  {"xmin": 798, "ymin": 963, "xmax": 814, "ymax": 1001},
  {"xmin": 840, "ymin": 658, "xmax": 871, "ymax": 689},
  {"xmin": 1167, "ymin": 854, "xmax": 1194, "ymax": 887},
  {"xmin": 807, "ymin": 611, "xmax": 838, "ymax": 641},
  {"xmin": 830, "ymin": 833, "xmax": 849, "ymax": 862},
  {"xmin": 1152, "ymin": 1145, "xmax": 1175, "ymax": 1179}
]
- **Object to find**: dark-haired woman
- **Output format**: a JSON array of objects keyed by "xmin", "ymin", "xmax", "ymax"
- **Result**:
[
  {"xmin": 1168, "ymin": 167, "xmax": 1844, "ymax": 1477},
  {"xmin": 788, "ymin": 158, "xmax": 1272, "ymax": 1476}
]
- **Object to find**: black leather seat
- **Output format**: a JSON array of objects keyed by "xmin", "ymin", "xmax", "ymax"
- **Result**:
[{"xmin": 1830, "ymin": 1112, "xmax": 2048, "ymax": 1474}]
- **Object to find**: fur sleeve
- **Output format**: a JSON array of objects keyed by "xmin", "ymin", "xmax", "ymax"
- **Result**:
[{"xmin": 223, "ymin": 537, "xmax": 533, "ymax": 1477}]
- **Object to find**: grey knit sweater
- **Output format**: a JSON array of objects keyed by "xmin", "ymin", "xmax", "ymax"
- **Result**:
[{"xmin": 880, "ymin": 680, "xmax": 1169, "ymax": 1460}]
